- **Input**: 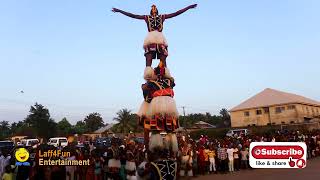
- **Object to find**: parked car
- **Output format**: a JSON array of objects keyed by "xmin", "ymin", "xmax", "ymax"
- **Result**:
[
  {"xmin": 20, "ymin": 139, "xmax": 40, "ymax": 148},
  {"xmin": 94, "ymin": 137, "xmax": 111, "ymax": 149},
  {"xmin": 0, "ymin": 140, "xmax": 15, "ymax": 152},
  {"xmin": 226, "ymin": 129, "xmax": 250, "ymax": 137},
  {"xmin": 47, "ymin": 137, "xmax": 68, "ymax": 147}
]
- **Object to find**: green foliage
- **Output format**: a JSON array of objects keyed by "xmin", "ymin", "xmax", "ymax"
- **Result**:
[
  {"xmin": 179, "ymin": 109, "xmax": 231, "ymax": 129},
  {"xmin": 0, "ymin": 121, "xmax": 10, "ymax": 140},
  {"xmin": 112, "ymin": 109, "xmax": 142, "ymax": 133},
  {"xmin": 73, "ymin": 120, "xmax": 87, "ymax": 134},
  {"xmin": 57, "ymin": 117, "xmax": 72, "ymax": 136},
  {"xmin": 24, "ymin": 103, "xmax": 57, "ymax": 139},
  {"xmin": 83, "ymin": 112, "xmax": 104, "ymax": 132}
]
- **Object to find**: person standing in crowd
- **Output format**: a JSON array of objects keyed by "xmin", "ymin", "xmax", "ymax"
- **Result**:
[
  {"xmin": 207, "ymin": 146, "xmax": 216, "ymax": 173},
  {"xmin": 233, "ymin": 145, "xmax": 240, "ymax": 171},
  {"xmin": 2, "ymin": 165, "xmax": 13, "ymax": 180},
  {"xmin": 240, "ymin": 147, "xmax": 249, "ymax": 169},
  {"xmin": 204, "ymin": 146, "xmax": 210, "ymax": 174},
  {"xmin": 0, "ymin": 152, "xmax": 4, "ymax": 178},
  {"xmin": 125, "ymin": 148, "xmax": 137, "ymax": 180},
  {"xmin": 94, "ymin": 156, "xmax": 103, "ymax": 180},
  {"xmin": 179, "ymin": 142, "xmax": 193, "ymax": 177},
  {"xmin": 191, "ymin": 144, "xmax": 198, "ymax": 177},
  {"xmin": 217, "ymin": 144, "xmax": 228, "ymax": 173},
  {"xmin": 226, "ymin": 145, "xmax": 235, "ymax": 172},
  {"xmin": 197, "ymin": 143, "xmax": 206, "ymax": 175},
  {"xmin": 66, "ymin": 151, "xmax": 77, "ymax": 180}
]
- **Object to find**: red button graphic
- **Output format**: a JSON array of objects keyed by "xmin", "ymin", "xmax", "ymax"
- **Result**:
[{"xmin": 251, "ymin": 145, "xmax": 304, "ymax": 159}]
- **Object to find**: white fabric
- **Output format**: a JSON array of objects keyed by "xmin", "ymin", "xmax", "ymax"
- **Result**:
[
  {"xmin": 108, "ymin": 159, "xmax": 121, "ymax": 168},
  {"xmin": 228, "ymin": 159, "xmax": 234, "ymax": 172},
  {"xmin": 149, "ymin": 134, "xmax": 164, "ymax": 151},
  {"xmin": 149, "ymin": 96, "xmax": 179, "ymax": 117},
  {"xmin": 137, "ymin": 101, "xmax": 150, "ymax": 117},
  {"xmin": 143, "ymin": 31, "xmax": 168, "ymax": 47},
  {"xmin": 227, "ymin": 148, "xmax": 235, "ymax": 160},
  {"xmin": 125, "ymin": 161, "xmax": 136, "ymax": 171},
  {"xmin": 209, "ymin": 157, "xmax": 216, "ymax": 172},
  {"xmin": 143, "ymin": 67, "xmax": 156, "ymax": 81}
]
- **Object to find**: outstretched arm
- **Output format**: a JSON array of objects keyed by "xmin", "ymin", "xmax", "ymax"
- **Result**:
[
  {"xmin": 112, "ymin": 8, "xmax": 144, "ymax": 20},
  {"xmin": 164, "ymin": 4, "xmax": 197, "ymax": 19}
]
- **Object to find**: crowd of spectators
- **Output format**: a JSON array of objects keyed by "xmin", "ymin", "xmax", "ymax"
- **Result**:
[{"xmin": 0, "ymin": 129, "xmax": 319, "ymax": 180}]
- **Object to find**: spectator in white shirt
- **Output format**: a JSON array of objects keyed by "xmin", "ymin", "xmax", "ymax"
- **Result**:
[{"xmin": 226, "ymin": 146, "xmax": 235, "ymax": 172}]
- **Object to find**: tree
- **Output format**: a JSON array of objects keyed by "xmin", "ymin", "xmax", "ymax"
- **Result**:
[
  {"xmin": 0, "ymin": 121, "xmax": 10, "ymax": 140},
  {"xmin": 219, "ymin": 108, "xmax": 231, "ymax": 127},
  {"xmin": 24, "ymin": 103, "xmax": 57, "ymax": 139},
  {"xmin": 113, "ymin": 109, "xmax": 138, "ymax": 134},
  {"xmin": 83, "ymin": 112, "xmax": 104, "ymax": 132},
  {"xmin": 57, "ymin": 117, "xmax": 72, "ymax": 136},
  {"xmin": 73, "ymin": 120, "xmax": 87, "ymax": 134}
]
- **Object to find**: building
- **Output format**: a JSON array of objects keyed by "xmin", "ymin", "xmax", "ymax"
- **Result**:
[
  {"xmin": 83, "ymin": 123, "xmax": 116, "ymax": 140},
  {"xmin": 230, "ymin": 88, "xmax": 320, "ymax": 127},
  {"xmin": 190, "ymin": 121, "xmax": 216, "ymax": 129}
]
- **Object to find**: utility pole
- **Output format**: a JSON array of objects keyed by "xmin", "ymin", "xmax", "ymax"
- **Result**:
[{"xmin": 181, "ymin": 106, "xmax": 186, "ymax": 128}]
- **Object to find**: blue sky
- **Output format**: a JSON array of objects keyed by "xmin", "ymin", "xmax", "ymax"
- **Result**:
[{"xmin": 0, "ymin": 0, "xmax": 319, "ymax": 124}]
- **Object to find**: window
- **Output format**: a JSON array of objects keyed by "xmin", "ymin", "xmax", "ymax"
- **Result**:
[
  {"xmin": 287, "ymin": 105, "xmax": 295, "ymax": 110},
  {"xmin": 256, "ymin": 110, "xmax": 262, "ymax": 115},
  {"xmin": 244, "ymin": 111, "xmax": 250, "ymax": 117},
  {"xmin": 263, "ymin": 107, "xmax": 269, "ymax": 113},
  {"xmin": 275, "ymin": 107, "xmax": 285, "ymax": 114},
  {"xmin": 281, "ymin": 121, "xmax": 285, "ymax": 124},
  {"xmin": 290, "ymin": 121, "xmax": 295, "ymax": 124}
]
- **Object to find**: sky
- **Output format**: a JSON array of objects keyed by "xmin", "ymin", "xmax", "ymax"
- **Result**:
[{"xmin": 0, "ymin": 0, "xmax": 319, "ymax": 124}]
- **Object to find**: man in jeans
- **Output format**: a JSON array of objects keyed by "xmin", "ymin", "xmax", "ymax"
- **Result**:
[{"xmin": 217, "ymin": 144, "xmax": 228, "ymax": 173}]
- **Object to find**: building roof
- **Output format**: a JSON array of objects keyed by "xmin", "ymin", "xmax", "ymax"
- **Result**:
[
  {"xmin": 230, "ymin": 88, "xmax": 320, "ymax": 112},
  {"xmin": 93, "ymin": 123, "xmax": 116, "ymax": 134},
  {"xmin": 194, "ymin": 121, "xmax": 216, "ymax": 128}
]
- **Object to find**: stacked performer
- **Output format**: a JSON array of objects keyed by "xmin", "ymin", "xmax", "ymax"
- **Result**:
[{"xmin": 112, "ymin": 3, "xmax": 197, "ymax": 180}]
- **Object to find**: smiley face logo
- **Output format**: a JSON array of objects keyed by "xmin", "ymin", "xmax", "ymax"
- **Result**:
[{"xmin": 15, "ymin": 148, "xmax": 29, "ymax": 162}]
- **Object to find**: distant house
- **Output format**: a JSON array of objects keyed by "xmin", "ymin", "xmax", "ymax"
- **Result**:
[
  {"xmin": 83, "ymin": 123, "xmax": 116, "ymax": 140},
  {"xmin": 11, "ymin": 135, "xmax": 28, "ymax": 144},
  {"xmin": 191, "ymin": 121, "xmax": 216, "ymax": 129},
  {"xmin": 230, "ymin": 88, "xmax": 320, "ymax": 127}
]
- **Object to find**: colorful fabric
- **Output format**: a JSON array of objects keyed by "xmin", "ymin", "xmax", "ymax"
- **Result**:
[
  {"xmin": 207, "ymin": 150, "xmax": 215, "ymax": 158},
  {"xmin": 142, "ymin": 77, "xmax": 175, "ymax": 103},
  {"xmin": 145, "ymin": 15, "xmax": 165, "ymax": 32},
  {"xmin": 144, "ymin": 115, "xmax": 178, "ymax": 131},
  {"xmin": 144, "ymin": 43, "xmax": 168, "ymax": 59},
  {"xmin": 152, "ymin": 88, "xmax": 174, "ymax": 98},
  {"xmin": 218, "ymin": 148, "xmax": 227, "ymax": 160}
]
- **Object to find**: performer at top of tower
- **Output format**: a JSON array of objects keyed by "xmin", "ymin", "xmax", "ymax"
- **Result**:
[{"xmin": 112, "ymin": 4, "xmax": 197, "ymax": 67}]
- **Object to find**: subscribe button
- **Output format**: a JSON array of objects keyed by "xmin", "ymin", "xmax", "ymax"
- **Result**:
[{"xmin": 249, "ymin": 142, "xmax": 307, "ymax": 169}]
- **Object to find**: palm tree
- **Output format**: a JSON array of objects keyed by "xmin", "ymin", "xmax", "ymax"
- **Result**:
[{"xmin": 113, "ymin": 109, "xmax": 134, "ymax": 134}]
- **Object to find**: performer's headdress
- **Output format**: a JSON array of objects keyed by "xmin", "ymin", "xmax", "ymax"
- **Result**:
[{"xmin": 150, "ymin": 4, "xmax": 159, "ymax": 15}]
